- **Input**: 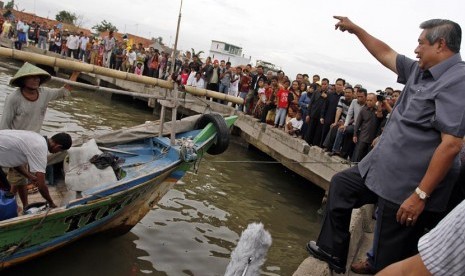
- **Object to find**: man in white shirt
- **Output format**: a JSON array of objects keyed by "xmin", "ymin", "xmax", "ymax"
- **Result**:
[
  {"xmin": 103, "ymin": 31, "xmax": 116, "ymax": 68},
  {"xmin": 78, "ymin": 32, "xmax": 89, "ymax": 61},
  {"xmin": 66, "ymin": 32, "xmax": 80, "ymax": 59},
  {"xmin": 189, "ymin": 72, "xmax": 205, "ymax": 88},
  {"xmin": 0, "ymin": 130, "xmax": 72, "ymax": 208}
]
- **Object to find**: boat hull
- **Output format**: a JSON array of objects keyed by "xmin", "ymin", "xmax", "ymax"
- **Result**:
[
  {"xmin": 0, "ymin": 164, "xmax": 179, "ymax": 269},
  {"xmin": 0, "ymin": 115, "xmax": 237, "ymax": 270}
]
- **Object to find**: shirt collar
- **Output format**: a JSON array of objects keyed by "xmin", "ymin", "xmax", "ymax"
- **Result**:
[{"xmin": 426, "ymin": 53, "xmax": 462, "ymax": 80}]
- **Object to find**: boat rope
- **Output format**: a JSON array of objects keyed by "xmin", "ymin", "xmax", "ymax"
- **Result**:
[
  {"xmin": 189, "ymin": 95, "xmax": 213, "ymax": 114},
  {"xmin": 193, "ymin": 148, "xmax": 206, "ymax": 174},
  {"xmin": 209, "ymin": 160, "xmax": 358, "ymax": 165},
  {"xmin": 0, "ymin": 207, "xmax": 52, "ymax": 269}
]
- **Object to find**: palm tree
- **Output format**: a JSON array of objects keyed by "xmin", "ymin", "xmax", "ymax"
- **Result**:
[{"xmin": 191, "ymin": 48, "xmax": 204, "ymax": 58}]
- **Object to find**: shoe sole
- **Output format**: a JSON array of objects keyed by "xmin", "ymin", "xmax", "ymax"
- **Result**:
[{"xmin": 306, "ymin": 243, "xmax": 346, "ymax": 274}]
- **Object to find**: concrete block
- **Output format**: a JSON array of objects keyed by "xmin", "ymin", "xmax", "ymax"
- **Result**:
[
  {"xmin": 293, "ymin": 257, "xmax": 331, "ymax": 276},
  {"xmin": 361, "ymin": 204, "xmax": 376, "ymax": 233}
]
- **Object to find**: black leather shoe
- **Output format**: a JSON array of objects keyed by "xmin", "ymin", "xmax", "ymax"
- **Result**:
[{"xmin": 306, "ymin": 241, "xmax": 346, "ymax": 274}]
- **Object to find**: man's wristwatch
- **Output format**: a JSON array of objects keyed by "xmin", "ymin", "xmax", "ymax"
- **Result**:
[{"xmin": 415, "ymin": 187, "xmax": 429, "ymax": 200}]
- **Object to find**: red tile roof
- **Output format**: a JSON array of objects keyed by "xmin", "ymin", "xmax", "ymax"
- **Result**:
[{"xmin": 1, "ymin": 8, "xmax": 153, "ymax": 46}]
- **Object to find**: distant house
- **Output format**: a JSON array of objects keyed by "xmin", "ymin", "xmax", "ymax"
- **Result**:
[
  {"xmin": 256, "ymin": 60, "xmax": 282, "ymax": 73},
  {"xmin": 208, "ymin": 40, "xmax": 251, "ymax": 66}
]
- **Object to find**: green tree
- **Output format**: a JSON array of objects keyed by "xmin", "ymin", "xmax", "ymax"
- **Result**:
[
  {"xmin": 55, "ymin": 10, "xmax": 77, "ymax": 25},
  {"xmin": 191, "ymin": 48, "xmax": 205, "ymax": 58},
  {"xmin": 4, "ymin": 0, "xmax": 14, "ymax": 9},
  {"xmin": 92, "ymin": 20, "xmax": 118, "ymax": 33}
]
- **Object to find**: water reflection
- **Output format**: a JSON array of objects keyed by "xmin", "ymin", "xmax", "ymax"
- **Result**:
[{"xmin": 0, "ymin": 66, "xmax": 323, "ymax": 275}]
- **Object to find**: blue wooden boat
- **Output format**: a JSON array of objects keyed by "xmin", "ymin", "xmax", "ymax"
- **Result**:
[{"xmin": 0, "ymin": 113, "xmax": 237, "ymax": 270}]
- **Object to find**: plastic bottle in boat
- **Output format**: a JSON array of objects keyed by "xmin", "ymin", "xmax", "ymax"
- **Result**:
[{"xmin": 0, "ymin": 190, "xmax": 18, "ymax": 221}]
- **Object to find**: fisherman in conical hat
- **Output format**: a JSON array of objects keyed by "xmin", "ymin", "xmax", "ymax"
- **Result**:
[{"xmin": 0, "ymin": 62, "xmax": 79, "ymax": 210}]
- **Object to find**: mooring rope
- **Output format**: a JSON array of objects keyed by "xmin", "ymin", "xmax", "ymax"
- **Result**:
[
  {"xmin": 209, "ymin": 160, "xmax": 358, "ymax": 165},
  {"xmin": 0, "ymin": 207, "xmax": 52, "ymax": 269}
]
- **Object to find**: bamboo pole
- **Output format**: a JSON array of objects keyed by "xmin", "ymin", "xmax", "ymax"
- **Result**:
[
  {"xmin": 183, "ymin": 86, "xmax": 243, "ymax": 105},
  {"xmin": 0, "ymin": 47, "xmax": 245, "ymax": 105},
  {"xmin": 0, "ymin": 47, "xmax": 173, "ymax": 89},
  {"xmin": 50, "ymin": 76, "xmax": 194, "ymax": 102}
]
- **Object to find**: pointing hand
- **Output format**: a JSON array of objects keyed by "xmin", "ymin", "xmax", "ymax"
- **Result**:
[{"xmin": 333, "ymin": 16, "xmax": 357, "ymax": 34}]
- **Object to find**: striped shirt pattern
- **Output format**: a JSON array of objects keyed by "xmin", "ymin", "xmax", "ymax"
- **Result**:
[{"xmin": 418, "ymin": 200, "xmax": 465, "ymax": 275}]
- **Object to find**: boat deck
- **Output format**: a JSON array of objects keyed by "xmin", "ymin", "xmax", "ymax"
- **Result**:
[{"xmin": 16, "ymin": 179, "xmax": 76, "ymax": 213}]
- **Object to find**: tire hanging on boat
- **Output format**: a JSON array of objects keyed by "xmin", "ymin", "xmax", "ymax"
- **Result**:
[{"xmin": 195, "ymin": 113, "xmax": 230, "ymax": 155}]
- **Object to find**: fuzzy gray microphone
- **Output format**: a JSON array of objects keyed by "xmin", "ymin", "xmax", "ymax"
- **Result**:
[{"xmin": 224, "ymin": 222, "xmax": 272, "ymax": 276}]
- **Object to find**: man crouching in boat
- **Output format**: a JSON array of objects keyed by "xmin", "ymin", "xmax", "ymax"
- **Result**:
[{"xmin": 0, "ymin": 130, "xmax": 72, "ymax": 209}]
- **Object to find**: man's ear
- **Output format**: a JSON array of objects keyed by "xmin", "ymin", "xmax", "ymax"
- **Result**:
[{"xmin": 437, "ymin": 38, "xmax": 447, "ymax": 52}]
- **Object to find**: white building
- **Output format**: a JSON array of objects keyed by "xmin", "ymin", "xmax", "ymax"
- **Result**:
[{"xmin": 209, "ymin": 40, "xmax": 251, "ymax": 66}]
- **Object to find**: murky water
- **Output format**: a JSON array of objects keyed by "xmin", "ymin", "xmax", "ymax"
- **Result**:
[{"xmin": 0, "ymin": 65, "xmax": 324, "ymax": 275}]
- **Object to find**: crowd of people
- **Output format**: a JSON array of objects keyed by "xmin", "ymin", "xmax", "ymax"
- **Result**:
[
  {"xmin": 0, "ymin": 15, "xmax": 403, "ymax": 164},
  {"xmin": 180, "ymin": 57, "xmax": 399, "ymax": 163}
]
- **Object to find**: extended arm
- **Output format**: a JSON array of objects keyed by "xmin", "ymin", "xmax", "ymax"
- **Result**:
[
  {"xmin": 333, "ymin": 108, "xmax": 343, "ymax": 126},
  {"xmin": 334, "ymin": 16, "xmax": 398, "ymax": 74},
  {"xmin": 35, "ymin": 172, "xmax": 57, "ymax": 208}
]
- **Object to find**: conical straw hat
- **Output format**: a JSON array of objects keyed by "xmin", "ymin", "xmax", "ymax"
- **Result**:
[{"xmin": 9, "ymin": 62, "xmax": 51, "ymax": 87}]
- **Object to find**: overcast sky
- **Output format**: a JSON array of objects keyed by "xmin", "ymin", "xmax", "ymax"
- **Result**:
[{"xmin": 16, "ymin": 0, "xmax": 465, "ymax": 91}]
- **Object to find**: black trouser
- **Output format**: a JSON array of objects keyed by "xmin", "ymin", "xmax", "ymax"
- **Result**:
[
  {"xmin": 320, "ymin": 122, "xmax": 332, "ymax": 147},
  {"xmin": 322, "ymin": 125, "xmax": 338, "ymax": 149},
  {"xmin": 316, "ymin": 165, "xmax": 442, "ymax": 272},
  {"xmin": 206, "ymin": 83, "xmax": 219, "ymax": 101},
  {"xmin": 352, "ymin": 141, "xmax": 371, "ymax": 162},
  {"xmin": 305, "ymin": 117, "xmax": 322, "ymax": 146},
  {"xmin": 260, "ymin": 103, "xmax": 276, "ymax": 123},
  {"xmin": 446, "ymin": 161, "xmax": 465, "ymax": 212},
  {"xmin": 0, "ymin": 167, "xmax": 11, "ymax": 191},
  {"xmin": 340, "ymin": 127, "xmax": 355, "ymax": 158}
]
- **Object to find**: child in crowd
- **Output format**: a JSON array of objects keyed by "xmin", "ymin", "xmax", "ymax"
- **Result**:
[
  {"xmin": 274, "ymin": 80, "xmax": 290, "ymax": 128},
  {"xmin": 180, "ymin": 68, "xmax": 189, "ymax": 85},
  {"xmin": 134, "ymin": 62, "xmax": 143, "ymax": 76},
  {"xmin": 287, "ymin": 110, "xmax": 304, "ymax": 137},
  {"xmin": 253, "ymin": 79, "xmax": 267, "ymax": 119},
  {"xmin": 237, "ymin": 69, "xmax": 251, "ymax": 112}
]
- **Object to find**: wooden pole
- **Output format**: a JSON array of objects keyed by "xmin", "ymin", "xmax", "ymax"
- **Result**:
[
  {"xmin": 170, "ymin": 0, "xmax": 183, "ymax": 145},
  {"xmin": 0, "ymin": 47, "xmax": 244, "ymax": 105},
  {"xmin": 50, "ymin": 76, "xmax": 194, "ymax": 102}
]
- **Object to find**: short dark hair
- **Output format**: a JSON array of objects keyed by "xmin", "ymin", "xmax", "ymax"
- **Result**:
[
  {"xmin": 256, "ymin": 65, "xmax": 264, "ymax": 69},
  {"xmin": 358, "ymin": 88, "xmax": 368, "ymax": 96},
  {"xmin": 336, "ymin": 78, "xmax": 346, "ymax": 85},
  {"xmin": 322, "ymin": 78, "xmax": 330, "ymax": 84},
  {"xmin": 313, "ymin": 74, "xmax": 320, "ymax": 79},
  {"xmin": 345, "ymin": 86, "xmax": 354, "ymax": 92},
  {"xmin": 420, "ymin": 19, "xmax": 461, "ymax": 53},
  {"xmin": 51, "ymin": 132, "xmax": 72, "ymax": 150},
  {"xmin": 303, "ymin": 74, "xmax": 309, "ymax": 78}
]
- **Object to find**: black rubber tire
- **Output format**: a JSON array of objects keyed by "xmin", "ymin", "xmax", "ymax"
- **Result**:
[{"xmin": 195, "ymin": 113, "xmax": 230, "ymax": 155}]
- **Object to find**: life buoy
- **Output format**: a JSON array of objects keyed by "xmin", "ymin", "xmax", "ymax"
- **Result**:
[{"xmin": 195, "ymin": 113, "xmax": 230, "ymax": 155}]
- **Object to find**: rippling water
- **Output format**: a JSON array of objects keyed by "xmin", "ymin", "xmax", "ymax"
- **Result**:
[{"xmin": 0, "ymin": 65, "xmax": 324, "ymax": 275}]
